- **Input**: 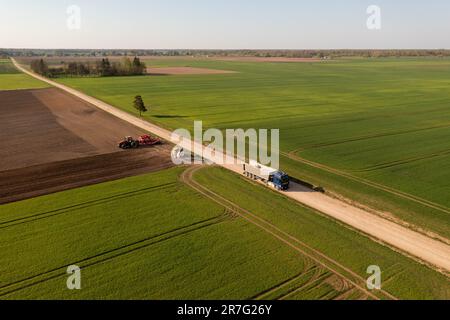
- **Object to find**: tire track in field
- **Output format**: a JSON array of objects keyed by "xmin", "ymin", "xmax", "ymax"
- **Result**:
[
  {"xmin": 182, "ymin": 166, "xmax": 397, "ymax": 300},
  {"xmin": 0, "ymin": 183, "xmax": 176, "ymax": 229},
  {"xmin": 335, "ymin": 287, "xmax": 370, "ymax": 300},
  {"xmin": 352, "ymin": 148, "xmax": 450, "ymax": 172},
  {"xmin": 278, "ymin": 271, "xmax": 332, "ymax": 300},
  {"xmin": 317, "ymin": 281, "xmax": 346, "ymax": 301},
  {"xmin": 251, "ymin": 266, "xmax": 321, "ymax": 300},
  {"xmin": 335, "ymin": 287, "xmax": 358, "ymax": 300},
  {"xmin": 291, "ymin": 122, "xmax": 450, "ymax": 153},
  {"xmin": 261, "ymin": 267, "xmax": 331, "ymax": 301},
  {"xmin": 277, "ymin": 268, "xmax": 326, "ymax": 300},
  {"xmin": 0, "ymin": 212, "xmax": 232, "ymax": 297},
  {"xmin": 282, "ymin": 151, "xmax": 450, "ymax": 216}
]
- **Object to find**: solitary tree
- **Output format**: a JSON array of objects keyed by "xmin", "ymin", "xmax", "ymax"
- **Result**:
[
  {"xmin": 30, "ymin": 59, "xmax": 49, "ymax": 76},
  {"xmin": 133, "ymin": 95, "xmax": 148, "ymax": 117}
]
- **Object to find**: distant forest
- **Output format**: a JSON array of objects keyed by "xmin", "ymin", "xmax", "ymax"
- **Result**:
[
  {"xmin": 30, "ymin": 57, "xmax": 146, "ymax": 78},
  {"xmin": 2, "ymin": 48, "xmax": 450, "ymax": 59}
]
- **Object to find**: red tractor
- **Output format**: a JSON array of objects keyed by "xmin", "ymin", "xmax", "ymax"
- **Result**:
[{"xmin": 118, "ymin": 135, "xmax": 162, "ymax": 149}]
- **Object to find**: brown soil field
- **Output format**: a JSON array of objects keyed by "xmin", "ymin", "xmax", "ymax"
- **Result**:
[
  {"xmin": 0, "ymin": 88, "xmax": 150, "ymax": 171},
  {"xmin": 0, "ymin": 147, "xmax": 173, "ymax": 204},
  {"xmin": 0, "ymin": 88, "xmax": 173, "ymax": 203},
  {"xmin": 147, "ymin": 66, "xmax": 236, "ymax": 75}
]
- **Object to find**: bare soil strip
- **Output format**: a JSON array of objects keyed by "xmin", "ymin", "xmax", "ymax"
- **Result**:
[
  {"xmin": 0, "ymin": 147, "xmax": 174, "ymax": 205},
  {"xmin": 214, "ymin": 57, "xmax": 324, "ymax": 63},
  {"xmin": 147, "ymin": 66, "xmax": 236, "ymax": 75},
  {"xmin": 13, "ymin": 58, "xmax": 450, "ymax": 274}
]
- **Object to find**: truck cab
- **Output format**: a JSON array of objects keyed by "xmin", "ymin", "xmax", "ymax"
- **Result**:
[{"xmin": 269, "ymin": 171, "xmax": 290, "ymax": 191}]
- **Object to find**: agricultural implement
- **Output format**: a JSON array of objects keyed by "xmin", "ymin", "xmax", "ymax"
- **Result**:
[{"xmin": 118, "ymin": 134, "xmax": 162, "ymax": 149}]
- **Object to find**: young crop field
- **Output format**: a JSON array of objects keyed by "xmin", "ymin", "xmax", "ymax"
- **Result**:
[
  {"xmin": 1, "ymin": 166, "xmax": 448, "ymax": 299},
  {"xmin": 54, "ymin": 57, "xmax": 450, "ymax": 239},
  {"xmin": 0, "ymin": 167, "xmax": 344, "ymax": 300},
  {"xmin": 0, "ymin": 59, "xmax": 20, "ymax": 74},
  {"xmin": 0, "ymin": 59, "xmax": 49, "ymax": 90},
  {"xmin": 192, "ymin": 166, "xmax": 450, "ymax": 300}
]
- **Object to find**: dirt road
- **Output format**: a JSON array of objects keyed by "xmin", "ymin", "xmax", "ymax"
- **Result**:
[{"xmin": 12, "ymin": 58, "xmax": 450, "ymax": 273}]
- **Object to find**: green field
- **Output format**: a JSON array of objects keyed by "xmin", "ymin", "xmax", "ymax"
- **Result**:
[
  {"xmin": 0, "ymin": 59, "xmax": 49, "ymax": 90},
  {"xmin": 1, "ymin": 166, "xmax": 448, "ymax": 299},
  {"xmin": 0, "ymin": 167, "xmax": 347, "ymax": 300},
  {"xmin": 193, "ymin": 166, "xmax": 450, "ymax": 300},
  {"xmin": 54, "ymin": 58, "xmax": 450, "ymax": 239}
]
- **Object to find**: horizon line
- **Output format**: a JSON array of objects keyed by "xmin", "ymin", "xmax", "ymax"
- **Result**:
[{"xmin": 3, "ymin": 47, "xmax": 450, "ymax": 51}]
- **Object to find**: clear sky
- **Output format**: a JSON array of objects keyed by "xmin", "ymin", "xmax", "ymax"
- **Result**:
[{"xmin": 1, "ymin": 0, "xmax": 450, "ymax": 49}]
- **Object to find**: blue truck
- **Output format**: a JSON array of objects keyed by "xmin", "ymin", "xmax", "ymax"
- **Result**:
[{"xmin": 243, "ymin": 161, "xmax": 290, "ymax": 191}]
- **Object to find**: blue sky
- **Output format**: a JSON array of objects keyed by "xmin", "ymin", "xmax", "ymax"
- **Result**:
[{"xmin": 1, "ymin": 0, "xmax": 449, "ymax": 49}]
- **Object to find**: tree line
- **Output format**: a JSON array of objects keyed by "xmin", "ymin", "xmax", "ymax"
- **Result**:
[
  {"xmin": 30, "ymin": 57, "xmax": 146, "ymax": 77},
  {"xmin": 10, "ymin": 48, "xmax": 450, "ymax": 59}
]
